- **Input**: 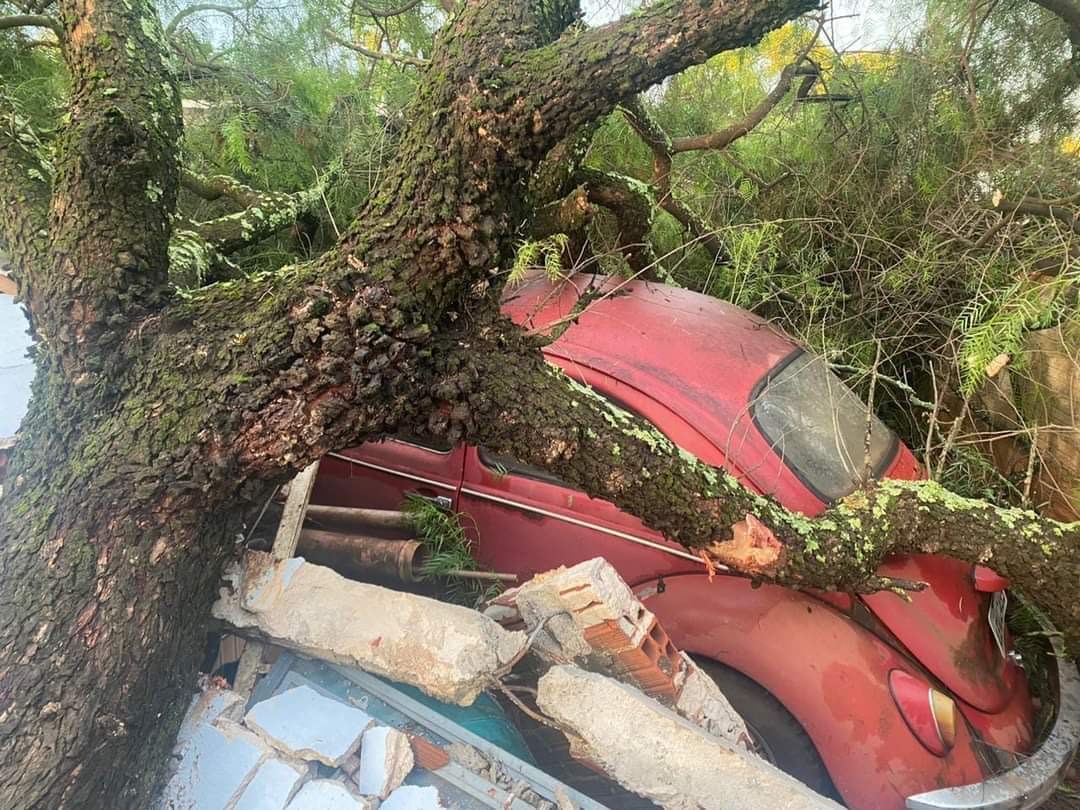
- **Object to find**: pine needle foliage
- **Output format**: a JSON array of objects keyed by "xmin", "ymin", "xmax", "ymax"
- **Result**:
[
  {"xmin": 508, "ymin": 233, "xmax": 570, "ymax": 286},
  {"xmin": 402, "ymin": 496, "xmax": 500, "ymax": 607}
]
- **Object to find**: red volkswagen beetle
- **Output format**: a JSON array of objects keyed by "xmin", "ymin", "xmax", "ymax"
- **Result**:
[{"xmin": 313, "ymin": 272, "xmax": 1078, "ymax": 809}]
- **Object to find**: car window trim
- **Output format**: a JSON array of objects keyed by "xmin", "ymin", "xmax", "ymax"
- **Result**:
[
  {"xmin": 326, "ymin": 452, "xmax": 458, "ymax": 491},
  {"xmin": 747, "ymin": 348, "xmax": 900, "ymax": 503}
]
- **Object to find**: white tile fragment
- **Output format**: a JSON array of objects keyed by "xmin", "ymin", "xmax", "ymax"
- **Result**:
[
  {"xmin": 380, "ymin": 784, "xmax": 446, "ymax": 810},
  {"xmin": 231, "ymin": 757, "xmax": 308, "ymax": 810},
  {"xmin": 244, "ymin": 685, "xmax": 371, "ymax": 766},
  {"xmin": 355, "ymin": 725, "xmax": 414, "ymax": 798},
  {"xmin": 159, "ymin": 720, "xmax": 270, "ymax": 809},
  {"xmin": 286, "ymin": 779, "xmax": 375, "ymax": 809}
]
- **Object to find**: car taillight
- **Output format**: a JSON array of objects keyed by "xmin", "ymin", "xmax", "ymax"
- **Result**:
[{"xmin": 888, "ymin": 669, "xmax": 957, "ymax": 756}]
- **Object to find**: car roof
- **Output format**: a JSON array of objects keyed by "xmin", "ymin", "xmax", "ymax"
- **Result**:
[{"xmin": 501, "ymin": 273, "xmax": 826, "ymax": 509}]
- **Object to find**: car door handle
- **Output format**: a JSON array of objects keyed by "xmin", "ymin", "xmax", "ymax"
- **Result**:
[{"xmin": 412, "ymin": 491, "xmax": 453, "ymax": 510}]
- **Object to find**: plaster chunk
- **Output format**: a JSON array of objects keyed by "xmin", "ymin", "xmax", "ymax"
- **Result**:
[
  {"xmin": 380, "ymin": 784, "xmax": 446, "ymax": 810},
  {"xmin": 159, "ymin": 719, "xmax": 271, "ymax": 810},
  {"xmin": 536, "ymin": 666, "xmax": 841, "ymax": 810},
  {"xmin": 355, "ymin": 725, "xmax": 414, "ymax": 798},
  {"xmin": 214, "ymin": 552, "xmax": 527, "ymax": 705},
  {"xmin": 286, "ymin": 779, "xmax": 375, "ymax": 809},
  {"xmin": 244, "ymin": 685, "xmax": 372, "ymax": 767},
  {"xmin": 232, "ymin": 757, "xmax": 309, "ymax": 810}
]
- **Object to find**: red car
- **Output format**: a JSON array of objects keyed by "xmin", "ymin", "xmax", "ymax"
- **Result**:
[{"xmin": 313, "ymin": 273, "xmax": 1078, "ymax": 809}]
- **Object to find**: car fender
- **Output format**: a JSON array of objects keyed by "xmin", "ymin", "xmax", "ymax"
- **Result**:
[{"xmin": 635, "ymin": 573, "xmax": 985, "ymax": 810}]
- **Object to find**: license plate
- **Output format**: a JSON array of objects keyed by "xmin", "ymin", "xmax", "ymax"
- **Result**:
[{"xmin": 988, "ymin": 590, "xmax": 1008, "ymax": 659}]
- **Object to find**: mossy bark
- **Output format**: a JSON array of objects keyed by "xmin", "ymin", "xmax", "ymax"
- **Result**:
[{"xmin": 16, "ymin": 1, "xmax": 1080, "ymax": 809}]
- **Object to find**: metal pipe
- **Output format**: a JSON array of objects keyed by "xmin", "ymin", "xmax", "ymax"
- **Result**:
[
  {"xmin": 302, "ymin": 504, "xmax": 414, "ymax": 531},
  {"xmin": 297, "ymin": 529, "xmax": 424, "ymax": 582}
]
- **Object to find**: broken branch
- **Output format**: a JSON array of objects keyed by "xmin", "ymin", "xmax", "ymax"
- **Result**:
[{"xmin": 325, "ymin": 29, "xmax": 429, "ymax": 67}]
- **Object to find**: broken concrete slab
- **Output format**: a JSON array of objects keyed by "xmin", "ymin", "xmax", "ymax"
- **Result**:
[
  {"xmin": 380, "ymin": 784, "xmax": 446, "ymax": 810},
  {"xmin": 244, "ymin": 684, "xmax": 372, "ymax": 767},
  {"xmin": 536, "ymin": 665, "xmax": 841, "ymax": 810},
  {"xmin": 240, "ymin": 555, "xmax": 306, "ymax": 614},
  {"xmin": 159, "ymin": 719, "xmax": 272, "ymax": 810},
  {"xmin": 232, "ymin": 757, "xmax": 309, "ymax": 810},
  {"xmin": 674, "ymin": 653, "xmax": 752, "ymax": 746},
  {"xmin": 356, "ymin": 725, "xmax": 414, "ymax": 798},
  {"xmin": 214, "ymin": 552, "xmax": 527, "ymax": 705},
  {"xmin": 286, "ymin": 779, "xmax": 375, "ymax": 809}
]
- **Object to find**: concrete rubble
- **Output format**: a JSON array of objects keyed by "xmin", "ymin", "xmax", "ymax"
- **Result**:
[
  {"xmin": 232, "ymin": 758, "xmax": 309, "ymax": 810},
  {"xmin": 213, "ymin": 551, "xmax": 527, "ymax": 705},
  {"xmin": 178, "ymin": 551, "xmax": 844, "ymax": 809},
  {"xmin": 537, "ymin": 665, "xmax": 842, "ymax": 810},
  {"xmin": 488, "ymin": 557, "xmax": 751, "ymax": 749}
]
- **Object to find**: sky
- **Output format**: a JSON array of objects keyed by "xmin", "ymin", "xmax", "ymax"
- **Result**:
[{"xmin": 0, "ymin": 297, "xmax": 32, "ymax": 438}]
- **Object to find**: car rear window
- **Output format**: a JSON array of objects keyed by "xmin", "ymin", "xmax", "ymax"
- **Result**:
[{"xmin": 750, "ymin": 351, "xmax": 898, "ymax": 501}]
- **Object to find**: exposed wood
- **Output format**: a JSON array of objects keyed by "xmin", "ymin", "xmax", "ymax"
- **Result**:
[
  {"xmin": 231, "ymin": 640, "xmax": 265, "ymax": 700},
  {"xmin": 272, "ymin": 461, "xmax": 320, "ymax": 560}
]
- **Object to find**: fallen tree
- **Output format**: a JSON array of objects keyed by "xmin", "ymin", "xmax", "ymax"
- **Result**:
[{"xmin": 1, "ymin": 0, "xmax": 1079, "ymax": 808}]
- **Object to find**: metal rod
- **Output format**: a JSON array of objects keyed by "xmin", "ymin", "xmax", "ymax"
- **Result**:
[{"xmin": 442, "ymin": 569, "xmax": 518, "ymax": 582}]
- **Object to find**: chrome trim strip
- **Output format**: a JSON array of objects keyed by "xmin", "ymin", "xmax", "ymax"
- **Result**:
[
  {"xmin": 906, "ymin": 620, "xmax": 1080, "ymax": 810},
  {"xmin": 459, "ymin": 486, "xmax": 723, "ymax": 568},
  {"xmin": 326, "ymin": 452, "xmax": 457, "ymax": 492}
]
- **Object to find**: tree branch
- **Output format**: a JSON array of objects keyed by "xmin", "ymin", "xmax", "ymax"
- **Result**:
[
  {"xmin": 462, "ymin": 339, "xmax": 1080, "ymax": 653},
  {"xmin": 164, "ymin": 0, "xmax": 254, "ymax": 38},
  {"xmin": 325, "ymin": 28, "xmax": 429, "ymax": 66},
  {"xmin": 0, "ymin": 13, "xmax": 61, "ymax": 36},
  {"xmin": 669, "ymin": 61, "xmax": 817, "ymax": 153},
  {"xmin": 990, "ymin": 194, "xmax": 1080, "ymax": 234},
  {"xmin": 351, "ymin": 0, "xmax": 422, "ymax": 19},
  {"xmin": 1030, "ymin": 0, "xmax": 1080, "ymax": 76},
  {"xmin": 171, "ymin": 167, "xmax": 340, "ymax": 286},
  {"xmin": 622, "ymin": 98, "xmax": 730, "ymax": 263},
  {"xmin": 512, "ymin": 0, "xmax": 820, "ymax": 150}
]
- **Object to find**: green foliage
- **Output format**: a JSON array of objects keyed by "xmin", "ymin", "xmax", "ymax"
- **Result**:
[
  {"xmin": 957, "ymin": 279, "xmax": 1071, "ymax": 396},
  {"xmin": 402, "ymin": 496, "xmax": 500, "ymax": 607},
  {"xmin": 219, "ymin": 109, "xmax": 256, "ymax": 175},
  {"xmin": 509, "ymin": 233, "xmax": 570, "ymax": 286}
]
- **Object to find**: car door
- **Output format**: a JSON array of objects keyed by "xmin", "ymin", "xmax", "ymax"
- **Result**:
[
  {"xmin": 458, "ymin": 363, "xmax": 726, "ymax": 585},
  {"xmin": 312, "ymin": 437, "xmax": 466, "ymax": 513}
]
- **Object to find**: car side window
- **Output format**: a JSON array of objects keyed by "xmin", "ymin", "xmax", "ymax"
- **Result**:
[
  {"xmin": 477, "ymin": 391, "xmax": 677, "ymax": 485},
  {"xmin": 392, "ymin": 433, "xmax": 453, "ymax": 454}
]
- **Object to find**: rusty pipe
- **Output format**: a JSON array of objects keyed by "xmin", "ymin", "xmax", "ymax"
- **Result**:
[{"xmin": 297, "ymin": 529, "xmax": 424, "ymax": 582}]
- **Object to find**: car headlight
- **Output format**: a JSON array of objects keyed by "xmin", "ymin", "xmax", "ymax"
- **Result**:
[{"xmin": 888, "ymin": 669, "xmax": 957, "ymax": 756}]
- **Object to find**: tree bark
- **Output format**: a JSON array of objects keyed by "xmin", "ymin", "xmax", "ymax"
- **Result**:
[
  {"xmin": 0, "ymin": 1, "xmax": 826, "ymax": 806},
  {"xmin": 3, "ymin": 0, "xmax": 1080, "ymax": 808}
]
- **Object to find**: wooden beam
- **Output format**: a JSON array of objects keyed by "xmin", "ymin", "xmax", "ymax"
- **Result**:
[{"xmin": 271, "ymin": 461, "xmax": 319, "ymax": 560}]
